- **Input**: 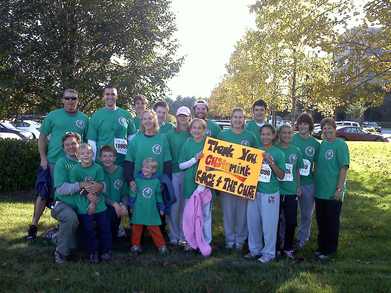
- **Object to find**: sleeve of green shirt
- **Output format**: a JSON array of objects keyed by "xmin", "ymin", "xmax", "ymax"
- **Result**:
[
  {"xmin": 162, "ymin": 135, "xmax": 172, "ymax": 162},
  {"xmin": 86, "ymin": 113, "xmax": 98, "ymax": 141},
  {"xmin": 127, "ymin": 114, "xmax": 136, "ymax": 136},
  {"xmin": 82, "ymin": 116, "xmax": 89, "ymax": 142},
  {"xmin": 40, "ymin": 115, "xmax": 53, "ymax": 136},
  {"xmin": 53, "ymin": 160, "xmax": 66, "ymax": 188},
  {"xmin": 126, "ymin": 136, "xmax": 137, "ymax": 162},
  {"xmin": 276, "ymin": 151, "xmax": 286, "ymax": 171},
  {"xmin": 297, "ymin": 148, "xmax": 304, "ymax": 170},
  {"xmin": 96, "ymin": 165, "xmax": 105, "ymax": 182},
  {"xmin": 178, "ymin": 141, "xmax": 188, "ymax": 163},
  {"xmin": 155, "ymin": 181, "xmax": 163, "ymax": 204},
  {"xmin": 69, "ymin": 166, "xmax": 79, "ymax": 183},
  {"xmin": 337, "ymin": 141, "xmax": 350, "ymax": 168},
  {"xmin": 250, "ymin": 133, "xmax": 258, "ymax": 148}
]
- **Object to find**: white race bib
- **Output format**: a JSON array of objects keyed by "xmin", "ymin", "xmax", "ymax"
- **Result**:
[
  {"xmin": 279, "ymin": 163, "xmax": 293, "ymax": 182},
  {"xmin": 114, "ymin": 138, "xmax": 128, "ymax": 155},
  {"xmin": 259, "ymin": 163, "xmax": 272, "ymax": 183},
  {"xmin": 299, "ymin": 159, "xmax": 311, "ymax": 176}
]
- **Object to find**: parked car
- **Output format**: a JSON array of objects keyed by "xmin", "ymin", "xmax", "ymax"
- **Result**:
[
  {"xmin": 13, "ymin": 119, "xmax": 41, "ymax": 138},
  {"xmin": 0, "ymin": 132, "xmax": 23, "ymax": 140},
  {"xmin": 215, "ymin": 120, "xmax": 231, "ymax": 130},
  {"xmin": 362, "ymin": 121, "xmax": 382, "ymax": 133},
  {"xmin": 337, "ymin": 126, "xmax": 388, "ymax": 142},
  {"xmin": 0, "ymin": 121, "xmax": 33, "ymax": 140},
  {"xmin": 336, "ymin": 121, "xmax": 360, "ymax": 128}
]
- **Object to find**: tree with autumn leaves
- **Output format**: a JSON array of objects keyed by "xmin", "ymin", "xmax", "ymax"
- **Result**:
[{"xmin": 209, "ymin": 0, "xmax": 390, "ymax": 121}]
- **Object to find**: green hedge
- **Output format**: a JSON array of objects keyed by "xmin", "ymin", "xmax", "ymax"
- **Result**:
[{"xmin": 0, "ymin": 139, "xmax": 39, "ymax": 193}]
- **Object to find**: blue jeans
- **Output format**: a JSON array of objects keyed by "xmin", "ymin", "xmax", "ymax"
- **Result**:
[
  {"xmin": 106, "ymin": 205, "xmax": 121, "ymax": 241},
  {"xmin": 79, "ymin": 211, "xmax": 112, "ymax": 255}
]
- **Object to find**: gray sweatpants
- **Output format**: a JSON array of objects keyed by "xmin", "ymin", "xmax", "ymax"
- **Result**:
[
  {"xmin": 247, "ymin": 192, "xmax": 280, "ymax": 258},
  {"xmin": 51, "ymin": 201, "xmax": 79, "ymax": 256},
  {"xmin": 298, "ymin": 183, "xmax": 315, "ymax": 245},
  {"xmin": 220, "ymin": 192, "xmax": 248, "ymax": 248},
  {"xmin": 167, "ymin": 172, "xmax": 186, "ymax": 243}
]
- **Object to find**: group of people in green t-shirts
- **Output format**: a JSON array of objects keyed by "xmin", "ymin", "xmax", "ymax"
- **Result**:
[{"xmin": 26, "ymin": 87, "xmax": 349, "ymax": 265}]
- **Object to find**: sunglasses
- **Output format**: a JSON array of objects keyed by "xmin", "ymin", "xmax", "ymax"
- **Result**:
[{"xmin": 63, "ymin": 96, "xmax": 78, "ymax": 101}]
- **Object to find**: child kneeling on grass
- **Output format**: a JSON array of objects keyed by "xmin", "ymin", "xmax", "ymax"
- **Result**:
[
  {"xmin": 70, "ymin": 143, "xmax": 112, "ymax": 264},
  {"xmin": 129, "ymin": 158, "xmax": 168, "ymax": 256}
]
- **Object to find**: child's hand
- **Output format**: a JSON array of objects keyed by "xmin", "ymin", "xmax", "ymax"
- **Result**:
[
  {"xmin": 196, "ymin": 152, "xmax": 204, "ymax": 161},
  {"xmin": 87, "ymin": 193, "xmax": 98, "ymax": 204},
  {"xmin": 130, "ymin": 181, "xmax": 137, "ymax": 192},
  {"xmin": 119, "ymin": 204, "xmax": 128, "ymax": 216},
  {"xmin": 112, "ymin": 203, "xmax": 122, "ymax": 217}
]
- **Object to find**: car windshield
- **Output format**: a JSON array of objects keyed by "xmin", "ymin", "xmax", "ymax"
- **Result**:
[{"xmin": 0, "ymin": 121, "xmax": 18, "ymax": 130}]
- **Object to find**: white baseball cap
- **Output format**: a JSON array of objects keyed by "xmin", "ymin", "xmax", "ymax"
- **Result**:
[
  {"xmin": 193, "ymin": 99, "xmax": 208, "ymax": 109},
  {"xmin": 176, "ymin": 106, "xmax": 191, "ymax": 117}
]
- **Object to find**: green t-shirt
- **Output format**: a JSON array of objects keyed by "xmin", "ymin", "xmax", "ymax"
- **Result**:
[
  {"xmin": 134, "ymin": 116, "xmax": 141, "ymax": 131},
  {"xmin": 53, "ymin": 156, "xmax": 81, "ymax": 209},
  {"xmin": 87, "ymin": 107, "xmax": 136, "ymax": 165},
  {"xmin": 217, "ymin": 128, "xmax": 258, "ymax": 148},
  {"xmin": 40, "ymin": 109, "xmax": 88, "ymax": 164},
  {"xmin": 245, "ymin": 119, "xmax": 264, "ymax": 147},
  {"xmin": 205, "ymin": 119, "xmax": 221, "ymax": 138},
  {"xmin": 130, "ymin": 176, "xmax": 163, "ymax": 226},
  {"xmin": 125, "ymin": 132, "xmax": 172, "ymax": 176},
  {"xmin": 103, "ymin": 166, "xmax": 128, "ymax": 203},
  {"xmin": 276, "ymin": 144, "xmax": 304, "ymax": 195},
  {"xmin": 70, "ymin": 162, "xmax": 106, "ymax": 214},
  {"xmin": 178, "ymin": 137, "xmax": 205, "ymax": 199},
  {"xmin": 292, "ymin": 133, "xmax": 320, "ymax": 186},
  {"xmin": 257, "ymin": 145, "xmax": 285, "ymax": 194},
  {"xmin": 315, "ymin": 138, "xmax": 350, "ymax": 200},
  {"xmin": 166, "ymin": 129, "xmax": 191, "ymax": 173},
  {"xmin": 159, "ymin": 122, "xmax": 175, "ymax": 134}
]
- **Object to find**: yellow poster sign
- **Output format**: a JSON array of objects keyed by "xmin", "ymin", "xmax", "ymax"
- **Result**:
[{"xmin": 195, "ymin": 137, "xmax": 264, "ymax": 200}]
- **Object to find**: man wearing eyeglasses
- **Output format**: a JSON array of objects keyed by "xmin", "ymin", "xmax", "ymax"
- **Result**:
[
  {"xmin": 26, "ymin": 88, "xmax": 89, "ymax": 241},
  {"xmin": 87, "ymin": 86, "xmax": 136, "ymax": 165}
]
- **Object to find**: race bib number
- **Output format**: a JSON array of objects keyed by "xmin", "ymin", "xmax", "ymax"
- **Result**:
[
  {"xmin": 114, "ymin": 138, "xmax": 128, "ymax": 155},
  {"xmin": 259, "ymin": 163, "xmax": 272, "ymax": 183},
  {"xmin": 299, "ymin": 159, "xmax": 311, "ymax": 176},
  {"xmin": 279, "ymin": 163, "xmax": 293, "ymax": 182}
]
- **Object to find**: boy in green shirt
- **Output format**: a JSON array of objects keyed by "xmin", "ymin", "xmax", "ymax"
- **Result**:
[
  {"xmin": 133, "ymin": 94, "xmax": 148, "ymax": 130},
  {"xmin": 193, "ymin": 99, "xmax": 221, "ymax": 138},
  {"xmin": 100, "ymin": 145, "xmax": 129, "ymax": 241},
  {"xmin": 314, "ymin": 118, "xmax": 349, "ymax": 260},
  {"xmin": 245, "ymin": 99, "xmax": 268, "ymax": 147},
  {"xmin": 292, "ymin": 112, "xmax": 320, "ymax": 248},
  {"xmin": 154, "ymin": 100, "xmax": 175, "ymax": 134},
  {"xmin": 129, "ymin": 158, "xmax": 168, "ymax": 256},
  {"xmin": 70, "ymin": 143, "xmax": 112, "ymax": 263}
]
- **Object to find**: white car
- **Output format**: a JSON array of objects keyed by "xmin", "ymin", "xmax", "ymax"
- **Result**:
[
  {"xmin": 336, "ymin": 121, "xmax": 360, "ymax": 128},
  {"xmin": 13, "ymin": 120, "xmax": 41, "ymax": 139},
  {"xmin": 0, "ymin": 120, "xmax": 34, "ymax": 139},
  {"xmin": 0, "ymin": 132, "xmax": 22, "ymax": 140}
]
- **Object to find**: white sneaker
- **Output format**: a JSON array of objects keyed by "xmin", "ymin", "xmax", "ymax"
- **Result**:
[
  {"xmin": 258, "ymin": 255, "xmax": 274, "ymax": 264},
  {"xmin": 117, "ymin": 226, "xmax": 126, "ymax": 238}
]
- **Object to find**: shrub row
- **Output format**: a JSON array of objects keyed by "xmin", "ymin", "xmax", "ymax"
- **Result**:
[{"xmin": 0, "ymin": 139, "xmax": 39, "ymax": 193}]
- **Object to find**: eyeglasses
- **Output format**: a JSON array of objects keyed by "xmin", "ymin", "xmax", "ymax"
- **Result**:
[{"xmin": 63, "ymin": 96, "xmax": 78, "ymax": 101}]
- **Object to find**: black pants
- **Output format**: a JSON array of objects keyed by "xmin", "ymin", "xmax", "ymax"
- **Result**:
[
  {"xmin": 107, "ymin": 206, "xmax": 121, "ymax": 242},
  {"xmin": 315, "ymin": 198, "xmax": 342, "ymax": 255},
  {"xmin": 278, "ymin": 195, "xmax": 298, "ymax": 251}
]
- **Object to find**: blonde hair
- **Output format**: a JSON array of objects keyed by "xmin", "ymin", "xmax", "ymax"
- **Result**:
[
  {"xmin": 189, "ymin": 118, "xmax": 207, "ymax": 130},
  {"xmin": 142, "ymin": 157, "xmax": 158, "ymax": 171},
  {"xmin": 140, "ymin": 110, "xmax": 159, "ymax": 134},
  {"xmin": 78, "ymin": 143, "xmax": 93, "ymax": 157},
  {"xmin": 230, "ymin": 107, "xmax": 245, "ymax": 129}
]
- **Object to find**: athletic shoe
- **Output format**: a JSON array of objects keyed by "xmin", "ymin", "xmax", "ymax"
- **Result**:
[
  {"xmin": 258, "ymin": 255, "xmax": 274, "ymax": 264},
  {"xmin": 159, "ymin": 246, "xmax": 169, "ymax": 256},
  {"xmin": 244, "ymin": 253, "xmax": 262, "ymax": 260},
  {"xmin": 184, "ymin": 244, "xmax": 194, "ymax": 252},
  {"xmin": 130, "ymin": 245, "xmax": 142, "ymax": 256},
  {"xmin": 26, "ymin": 225, "xmax": 37, "ymax": 241},
  {"xmin": 314, "ymin": 250, "xmax": 322, "ymax": 257},
  {"xmin": 100, "ymin": 251, "xmax": 112, "ymax": 262},
  {"xmin": 117, "ymin": 226, "xmax": 126, "ymax": 238},
  {"xmin": 317, "ymin": 253, "xmax": 330, "ymax": 261},
  {"xmin": 89, "ymin": 253, "xmax": 99, "ymax": 264},
  {"xmin": 284, "ymin": 250, "xmax": 295, "ymax": 259},
  {"xmin": 235, "ymin": 244, "xmax": 244, "ymax": 252},
  {"xmin": 54, "ymin": 250, "xmax": 66, "ymax": 265}
]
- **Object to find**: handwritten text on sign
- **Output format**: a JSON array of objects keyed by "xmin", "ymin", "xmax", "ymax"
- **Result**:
[{"xmin": 195, "ymin": 137, "xmax": 264, "ymax": 200}]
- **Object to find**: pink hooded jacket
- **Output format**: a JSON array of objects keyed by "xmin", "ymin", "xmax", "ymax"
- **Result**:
[{"xmin": 182, "ymin": 186, "xmax": 212, "ymax": 257}]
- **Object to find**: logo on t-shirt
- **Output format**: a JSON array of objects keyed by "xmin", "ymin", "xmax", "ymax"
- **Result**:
[
  {"xmin": 142, "ymin": 187, "xmax": 153, "ymax": 199},
  {"xmin": 113, "ymin": 179, "xmax": 123, "ymax": 191},
  {"xmin": 118, "ymin": 117, "xmax": 128, "ymax": 128},
  {"xmin": 84, "ymin": 176, "xmax": 94, "ymax": 182},
  {"xmin": 75, "ymin": 119, "xmax": 85, "ymax": 129},
  {"xmin": 241, "ymin": 140, "xmax": 250, "ymax": 146},
  {"xmin": 288, "ymin": 153, "xmax": 298, "ymax": 164},
  {"xmin": 325, "ymin": 149, "xmax": 334, "ymax": 160},
  {"xmin": 305, "ymin": 146, "xmax": 315, "ymax": 157},
  {"xmin": 152, "ymin": 144, "xmax": 162, "ymax": 155}
]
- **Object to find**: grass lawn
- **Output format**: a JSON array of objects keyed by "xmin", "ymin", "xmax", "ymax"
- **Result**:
[{"xmin": 1, "ymin": 142, "xmax": 391, "ymax": 293}]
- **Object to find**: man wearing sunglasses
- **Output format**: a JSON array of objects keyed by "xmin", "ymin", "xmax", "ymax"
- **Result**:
[{"xmin": 26, "ymin": 88, "xmax": 89, "ymax": 241}]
